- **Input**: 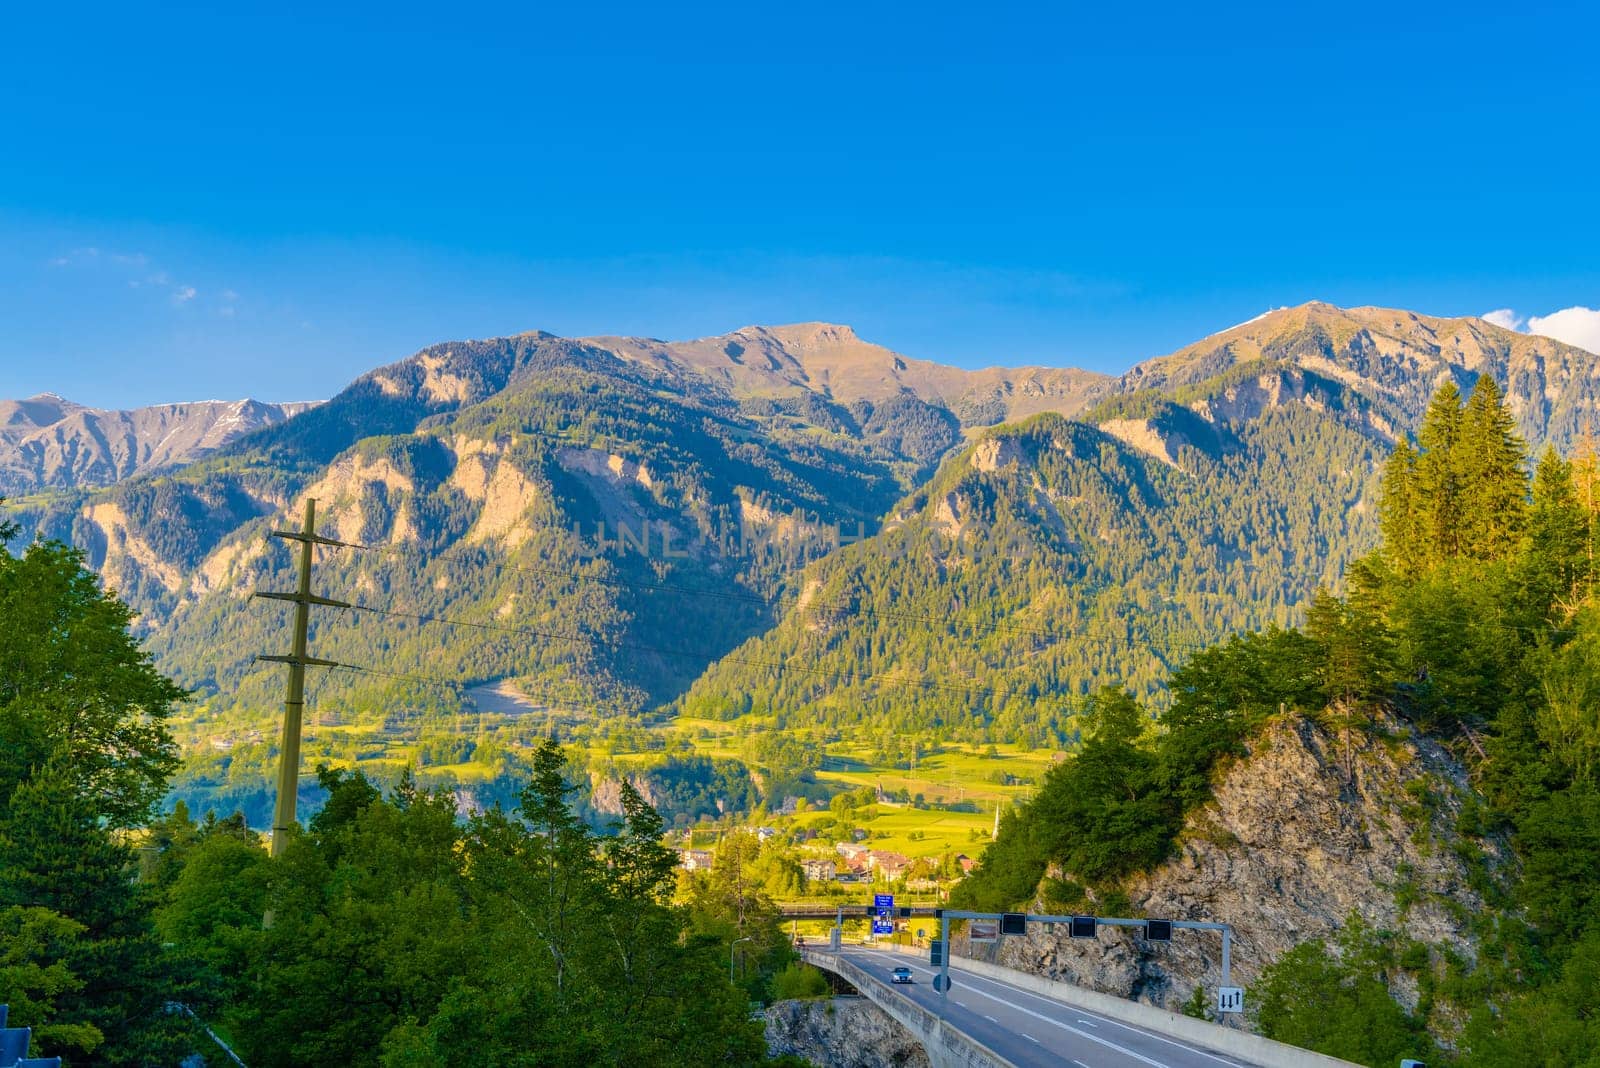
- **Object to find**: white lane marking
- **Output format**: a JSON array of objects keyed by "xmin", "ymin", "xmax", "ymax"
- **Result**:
[
  {"xmin": 984, "ymin": 1014, "xmax": 999, "ymax": 1023},
  {"xmin": 1024, "ymin": 1034, "xmax": 1040, "ymax": 1044},
  {"xmin": 1073, "ymin": 1061, "xmax": 1092, "ymax": 1068},
  {"xmin": 895, "ymin": 960, "xmax": 1172, "ymax": 1067},
  {"xmin": 1078, "ymin": 1019, "xmax": 1098, "ymax": 1027},
  {"xmin": 881, "ymin": 951, "xmax": 1244, "ymax": 1068},
  {"xmin": 1085, "ymin": 1015, "xmax": 1247, "ymax": 1067}
]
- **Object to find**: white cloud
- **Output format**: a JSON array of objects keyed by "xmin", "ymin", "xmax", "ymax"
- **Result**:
[
  {"xmin": 49, "ymin": 246, "xmax": 218, "ymax": 313},
  {"xmin": 1481, "ymin": 308, "xmax": 1525, "ymax": 331},
  {"xmin": 1529, "ymin": 307, "xmax": 1600, "ymax": 356},
  {"xmin": 1479, "ymin": 305, "xmax": 1600, "ymax": 356}
]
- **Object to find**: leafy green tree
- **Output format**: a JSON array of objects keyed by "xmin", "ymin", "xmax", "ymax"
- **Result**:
[
  {"xmin": 230, "ymin": 774, "xmax": 473, "ymax": 1067},
  {"xmin": 154, "ymin": 825, "xmax": 270, "ymax": 1007},
  {"xmin": 0, "ymin": 539, "xmax": 184, "ymax": 827},
  {"xmin": 682, "ymin": 828, "xmax": 793, "ymax": 999},
  {"xmin": 771, "ymin": 962, "xmax": 830, "ymax": 1000},
  {"xmin": 1462, "ymin": 925, "xmax": 1600, "ymax": 1066}
]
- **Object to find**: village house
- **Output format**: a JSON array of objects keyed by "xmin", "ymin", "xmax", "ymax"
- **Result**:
[
  {"xmin": 801, "ymin": 858, "xmax": 836, "ymax": 883},
  {"xmin": 678, "ymin": 849, "xmax": 713, "ymax": 872},
  {"xmin": 867, "ymin": 850, "xmax": 912, "ymax": 881}
]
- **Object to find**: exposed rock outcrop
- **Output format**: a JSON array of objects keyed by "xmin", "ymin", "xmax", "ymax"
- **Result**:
[
  {"xmin": 765, "ymin": 997, "xmax": 931, "ymax": 1068},
  {"xmin": 977, "ymin": 711, "xmax": 1507, "ymax": 1029}
]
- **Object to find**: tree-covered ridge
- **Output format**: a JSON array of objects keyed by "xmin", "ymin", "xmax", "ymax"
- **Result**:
[{"xmin": 681, "ymin": 393, "xmax": 1383, "ymax": 745}]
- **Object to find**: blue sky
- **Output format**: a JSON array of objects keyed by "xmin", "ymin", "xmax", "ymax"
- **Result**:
[{"xmin": 3, "ymin": 2, "xmax": 1597, "ymax": 407}]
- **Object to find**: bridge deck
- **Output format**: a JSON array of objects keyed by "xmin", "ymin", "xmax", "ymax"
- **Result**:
[{"xmin": 803, "ymin": 945, "xmax": 1360, "ymax": 1068}]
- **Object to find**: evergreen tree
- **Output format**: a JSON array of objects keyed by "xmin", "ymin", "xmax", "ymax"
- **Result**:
[
  {"xmin": 1457, "ymin": 374, "xmax": 1529, "ymax": 560},
  {"xmin": 1524, "ymin": 446, "xmax": 1591, "ymax": 615},
  {"xmin": 0, "ymin": 761, "xmax": 196, "ymax": 1065},
  {"xmin": 1379, "ymin": 437, "xmax": 1424, "ymax": 579},
  {"xmin": 1414, "ymin": 380, "xmax": 1465, "ymax": 564},
  {"xmin": 0, "ymin": 906, "xmax": 99, "ymax": 1058}
]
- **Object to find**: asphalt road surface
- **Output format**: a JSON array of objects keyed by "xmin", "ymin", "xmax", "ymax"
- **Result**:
[{"xmin": 837, "ymin": 946, "xmax": 1264, "ymax": 1068}]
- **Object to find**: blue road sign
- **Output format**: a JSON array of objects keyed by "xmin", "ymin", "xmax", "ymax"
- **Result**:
[{"xmin": 872, "ymin": 893, "xmax": 895, "ymax": 935}]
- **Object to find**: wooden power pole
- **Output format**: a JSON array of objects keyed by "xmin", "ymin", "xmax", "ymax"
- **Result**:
[{"xmin": 255, "ymin": 498, "xmax": 349, "ymax": 857}]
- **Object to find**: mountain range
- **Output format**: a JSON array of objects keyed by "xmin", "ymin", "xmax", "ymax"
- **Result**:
[
  {"xmin": 0, "ymin": 393, "xmax": 317, "ymax": 494},
  {"xmin": 5, "ymin": 301, "xmax": 1598, "ymax": 817}
]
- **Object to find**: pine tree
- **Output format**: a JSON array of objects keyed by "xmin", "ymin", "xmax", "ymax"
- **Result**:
[
  {"xmin": 1571, "ymin": 424, "xmax": 1600, "ymax": 576},
  {"xmin": 1414, "ymin": 381, "xmax": 1465, "ymax": 564},
  {"xmin": 1526, "ymin": 447, "xmax": 1590, "ymax": 615},
  {"xmin": 1379, "ymin": 437, "xmax": 1423, "ymax": 578},
  {"xmin": 1457, "ymin": 374, "xmax": 1529, "ymax": 560}
]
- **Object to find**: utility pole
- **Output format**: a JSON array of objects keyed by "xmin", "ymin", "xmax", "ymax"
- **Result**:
[{"xmin": 255, "ymin": 498, "xmax": 349, "ymax": 857}]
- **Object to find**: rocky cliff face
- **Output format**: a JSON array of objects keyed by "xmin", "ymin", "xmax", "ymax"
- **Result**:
[
  {"xmin": 974, "ymin": 711, "xmax": 1507, "ymax": 1029},
  {"xmin": 765, "ymin": 997, "xmax": 931, "ymax": 1068}
]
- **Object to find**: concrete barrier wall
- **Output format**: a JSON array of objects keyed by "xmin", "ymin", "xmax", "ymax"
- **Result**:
[
  {"xmin": 802, "ymin": 949, "xmax": 1018, "ymax": 1068},
  {"xmin": 948, "ymin": 955, "xmax": 1363, "ymax": 1068}
]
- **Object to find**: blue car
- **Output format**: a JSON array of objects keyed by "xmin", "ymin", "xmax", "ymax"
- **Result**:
[{"xmin": 891, "ymin": 966, "xmax": 914, "ymax": 984}]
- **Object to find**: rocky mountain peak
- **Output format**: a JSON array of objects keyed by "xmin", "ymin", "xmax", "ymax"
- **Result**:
[{"xmin": 0, "ymin": 396, "xmax": 320, "ymax": 494}]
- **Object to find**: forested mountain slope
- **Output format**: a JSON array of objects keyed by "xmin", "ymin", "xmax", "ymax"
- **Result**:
[{"xmin": 681, "ymin": 400, "xmax": 1380, "ymax": 742}]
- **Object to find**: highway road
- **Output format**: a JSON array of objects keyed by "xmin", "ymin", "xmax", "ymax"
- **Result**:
[{"xmin": 837, "ymin": 946, "xmax": 1264, "ymax": 1068}]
